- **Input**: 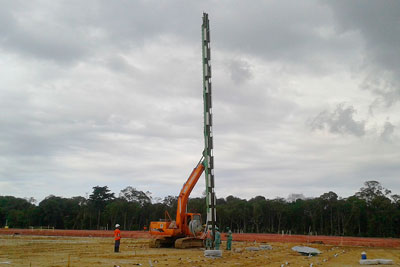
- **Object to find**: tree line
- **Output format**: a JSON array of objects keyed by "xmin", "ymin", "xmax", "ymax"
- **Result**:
[{"xmin": 1, "ymin": 181, "xmax": 399, "ymax": 238}]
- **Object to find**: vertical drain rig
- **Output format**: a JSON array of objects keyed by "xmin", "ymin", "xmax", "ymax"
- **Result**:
[{"xmin": 202, "ymin": 12, "xmax": 216, "ymax": 245}]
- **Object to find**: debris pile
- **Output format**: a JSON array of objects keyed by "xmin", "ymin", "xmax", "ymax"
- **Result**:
[
  {"xmin": 204, "ymin": 250, "xmax": 222, "ymax": 258},
  {"xmin": 259, "ymin": 244, "xmax": 272, "ymax": 250},
  {"xmin": 291, "ymin": 246, "xmax": 321, "ymax": 256},
  {"xmin": 245, "ymin": 247, "xmax": 260, "ymax": 251}
]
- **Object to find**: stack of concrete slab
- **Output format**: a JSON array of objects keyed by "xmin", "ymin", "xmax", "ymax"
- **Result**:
[{"xmin": 359, "ymin": 259, "xmax": 393, "ymax": 265}]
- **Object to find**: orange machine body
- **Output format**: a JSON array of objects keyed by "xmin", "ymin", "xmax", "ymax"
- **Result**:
[{"xmin": 149, "ymin": 159, "xmax": 205, "ymax": 242}]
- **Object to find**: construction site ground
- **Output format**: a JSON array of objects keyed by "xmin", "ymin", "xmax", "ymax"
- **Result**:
[{"xmin": 0, "ymin": 230, "xmax": 399, "ymax": 266}]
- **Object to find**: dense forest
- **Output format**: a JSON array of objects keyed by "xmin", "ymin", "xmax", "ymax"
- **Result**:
[{"xmin": 1, "ymin": 181, "xmax": 399, "ymax": 238}]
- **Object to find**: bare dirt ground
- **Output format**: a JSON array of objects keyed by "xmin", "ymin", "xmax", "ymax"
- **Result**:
[
  {"xmin": 2, "ymin": 229, "xmax": 399, "ymax": 247},
  {"xmin": 0, "ymin": 235, "xmax": 399, "ymax": 267}
]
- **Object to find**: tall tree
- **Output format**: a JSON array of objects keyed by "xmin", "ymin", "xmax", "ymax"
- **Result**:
[
  {"xmin": 356, "ymin": 181, "xmax": 391, "ymax": 203},
  {"xmin": 38, "ymin": 196, "xmax": 66, "ymax": 228},
  {"xmin": 89, "ymin": 186, "xmax": 115, "ymax": 229},
  {"xmin": 119, "ymin": 186, "xmax": 152, "ymax": 206},
  {"xmin": 319, "ymin": 191, "xmax": 338, "ymax": 235},
  {"xmin": 0, "ymin": 196, "xmax": 35, "ymax": 228},
  {"xmin": 248, "ymin": 196, "xmax": 267, "ymax": 233}
]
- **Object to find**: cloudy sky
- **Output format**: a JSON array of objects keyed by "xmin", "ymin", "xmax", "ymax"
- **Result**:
[{"xmin": 1, "ymin": 0, "xmax": 399, "ymax": 203}]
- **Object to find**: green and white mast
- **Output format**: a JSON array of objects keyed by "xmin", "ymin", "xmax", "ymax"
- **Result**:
[{"xmin": 202, "ymin": 13, "xmax": 216, "ymax": 244}]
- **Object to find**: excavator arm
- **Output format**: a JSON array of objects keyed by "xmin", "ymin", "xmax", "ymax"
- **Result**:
[{"xmin": 175, "ymin": 156, "xmax": 205, "ymax": 230}]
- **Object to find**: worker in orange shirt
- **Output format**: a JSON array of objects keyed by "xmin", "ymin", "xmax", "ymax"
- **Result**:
[{"xmin": 114, "ymin": 224, "xmax": 121, "ymax": 252}]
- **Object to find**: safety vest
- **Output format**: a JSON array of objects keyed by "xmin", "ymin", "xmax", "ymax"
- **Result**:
[
  {"xmin": 114, "ymin": 228, "xmax": 121, "ymax": 241},
  {"xmin": 206, "ymin": 229, "xmax": 212, "ymax": 239}
]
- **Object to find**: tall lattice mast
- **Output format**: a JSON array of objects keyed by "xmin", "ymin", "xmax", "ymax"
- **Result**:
[{"xmin": 202, "ymin": 13, "xmax": 216, "ymax": 244}]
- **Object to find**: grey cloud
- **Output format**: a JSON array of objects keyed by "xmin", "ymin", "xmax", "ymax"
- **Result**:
[
  {"xmin": 0, "ymin": 2, "xmax": 90, "ymax": 64},
  {"xmin": 106, "ymin": 55, "xmax": 139, "ymax": 74},
  {"xmin": 309, "ymin": 103, "xmax": 366, "ymax": 137},
  {"xmin": 381, "ymin": 121, "xmax": 395, "ymax": 142},
  {"xmin": 228, "ymin": 59, "xmax": 252, "ymax": 84},
  {"xmin": 213, "ymin": 78, "xmax": 298, "ymax": 134},
  {"xmin": 0, "ymin": 0, "xmax": 360, "ymax": 71},
  {"xmin": 326, "ymin": 0, "xmax": 400, "ymax": 105},
  {"xmin": 325, "ymin": 0, "xmax": 400, "ymax": 71},
  {"xmin": 361, "ymin": 72, "xmax": 400, "ymax": 107},
  {"xmin": 212, "ymin": 1, "xmax": 359, "ymax": 72},
  {"xmin": 0, "ymin": 1, "xmax": 203, "ymax": 64},
  {"xmin": 1, "ymin": 0, "xmax": 400, "ymax": 201}
]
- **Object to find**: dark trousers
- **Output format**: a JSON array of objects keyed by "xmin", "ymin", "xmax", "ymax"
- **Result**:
[{"xmin": 114, "ymin": 239, "xmax": 120, "ymax": 252}]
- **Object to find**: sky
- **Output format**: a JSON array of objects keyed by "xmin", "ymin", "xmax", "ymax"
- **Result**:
[{"xmin": 1, "ymin": 0, "xmax": 400, "ymax": 203}]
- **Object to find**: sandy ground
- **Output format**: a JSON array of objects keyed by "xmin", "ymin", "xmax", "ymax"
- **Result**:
[{"xmin": 0, "ymin": 235, "xmax": 399, "ymax": 266}]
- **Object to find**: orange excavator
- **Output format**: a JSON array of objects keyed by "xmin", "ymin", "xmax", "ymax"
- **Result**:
[{"xmin": 149, "ymin": 157, "xmax": 205, "ymax": 248}]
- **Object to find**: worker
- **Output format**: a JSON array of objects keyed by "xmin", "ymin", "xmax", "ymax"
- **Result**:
[
  {"xmin": 214, "ymin": 227, "xmax": 221, "ymax": 250},
  {"xmin": 205, "ymin": 227, "xmax": 212, "ymax": 250},
  {"xmin": 114, "ymin": 224, "xmax": 121, "ymax": 252},
  {"xmin": 226, "ymin": 227, "xmax": 232, "ymax": 250}
]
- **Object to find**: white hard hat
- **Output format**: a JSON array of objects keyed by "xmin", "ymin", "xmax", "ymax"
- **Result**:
[{"xmin": 115, "ymin": 224, "xmax": 120, "ymax": 228}]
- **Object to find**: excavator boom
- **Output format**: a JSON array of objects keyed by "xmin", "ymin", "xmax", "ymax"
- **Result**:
[
  {"xmin": 176, "ymin": 157, "xmax": 204, "ymax": 230},
  {"xmin": 149, "ymin": 157, "xmax": 205, "ymax": 248}
]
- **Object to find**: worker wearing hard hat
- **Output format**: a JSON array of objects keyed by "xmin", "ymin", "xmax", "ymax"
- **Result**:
[
  {"xmin": 214, "ymin": 227, "xmax": 221, "ymax": 250},
  {"xmin": 114, "ymin": 224, "xmax": 121, "ymax": 252},
  {"xmin": 226, "ymin": 227, "xmax": 232, "ymax": 250},
  {"xmin": 205, "ymin": 227, "xmax": 212, "ymax": 250}
]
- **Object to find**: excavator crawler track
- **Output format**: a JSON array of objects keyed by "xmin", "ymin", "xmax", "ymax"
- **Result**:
[
  {"xmin": 149, "ymin": 237, "xmax": 174, "ymax": 248},
  {"xmin": 174, "ymin": 237, "xmax": 204, "ymax": 249}
]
